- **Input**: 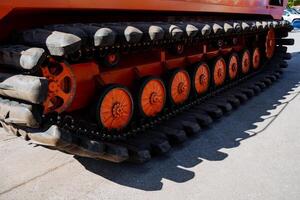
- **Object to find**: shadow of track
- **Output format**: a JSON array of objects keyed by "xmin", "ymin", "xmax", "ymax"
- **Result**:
[{"xmin": 75, "ymin": 52, "xmax": 300, "ymax": 191}]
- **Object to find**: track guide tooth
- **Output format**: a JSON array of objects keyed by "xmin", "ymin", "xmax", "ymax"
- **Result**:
[
  {"xmin": 186, "ymin": 110, "xmax": 214, "ymax": 126},
  {"xmin": 215, "ymin": 95, "xmax": 240, "ymax": 108},
  {"xmin": 282, "ymin": 53, "xmax": 292, "ymax": 60},
  {"xmin": 185, "ymin": 23, "xmax": 199, "ymax": 37},
  {"xmin": 255, "ymin": 81, "xmax": 267, "ymax": 90},
  {"xmin": 83, "ymin": 24, "xmax": 117, "ymax": 47},
  {"xmin": 70, "ymin": 23, "xmax": 117, "ymax": 47},
  {"xmin": 267, "ymin": 21, "xmax": 274, "ymax": 28},
  {"xmin": 275, "ymin": 69, "xmax": 283, "ymax": 74},
  {"xmin": 229, "ymin": 91, "xmax": 248, "ymax": 103},
  {"xmin": 276, "ymin": 38, "xmax": 294, "ymax": 46},
  {"xmin": 14, "ymin": 29, "xmax": 81, "ymax": 56},
  {"xmin": 241, "ymin": 22, "xmax": 250, "ymax": 32},
  {"xmin": 274, "ymin": 72, "xmax": 282, "ymax": 79},
  {"xmin": 212, "ymin": 23, "xmax": 224, "ymax": 34},
  {"xmin": 207, "ymin": 99, "xmax": 233, "ymax": 113},
  {"xmin": 169, "ymin": 24, "xmax": 184, "ymax": 39},
  {"xmin": 151, "ymin": 126, "xmax": 187, "ymax": 144},
  {"xmin": 194, "ymin": 104, "xmax": 223, "ymax": 119},
  {"xmin": 265, "ymin": 75, "xmax": 277, "ymax": 82},
  {"xmin": 153, "ymin": 23, "xmax": 184, "ymax": 40},
  {"xmin": 238, "ymin": 88, "xmax": 255, "ymax": 98},
  {"xmin": 165, "ymin": 117, "xmax": 201, "ymax": 135},
  {"xmin": 232, "ymin": 22, "xmax": 242, "ymax": 33},
  {"xmin": 0, "ymin": 45, "xmax": 47, "ymax": 71},
  {"xmin": 116, "ymin": 140, "xmax": 152, "ymax": 163},
  {"xmin": 249, "ymin": 21, "xmax": 257, "ymax": 31},
  {"xmin": 0, "ymin": 74, "xmax": 48, "ymax": 104},
  {"xmin": 279, "ymin": 60, "xmax": 288, "ymax": 68},
  {"xmin": 0, "ymin": 97, "xmax": 40, "ymax": 128},
  {"xmin": 261, "ymin": 21, "xmax": 268, "ymax": 29},
  {"xmin": 223, "ymin": 23, "xmax": 234, "ymax": 34},
  {"xmin": 129, "ymin": 133, "xmax": 171, "ymax": 155},
  {"xmin": 128, "ymin": 149, "xmax": 151, "ymax": 163},
  {"xmin": 124, "ymin": 26, "xmax": 144, "ymax": 43},
  {"xmin": 261, "ymin": 77, "xmax": 273, "ymax": 86},
  {"xmin": 255, "ymin": 21, "xmax": 263, "ymax": 30},
  {"xmin": 45, "ymin": 24, "xmax": 90, "ymax": 47},
  {"xmin": 246, "ymin": 84, "xmax": 262, "ymax": 94},
  {"xmin": 174, "ymin": 118, "xmax": 201, "ymax": 135},
  {"xmin": 200, "ymin": 23, "xmax": 212, "ymax": 36}
]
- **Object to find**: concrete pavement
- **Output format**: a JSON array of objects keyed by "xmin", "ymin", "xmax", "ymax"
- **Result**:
[{"xmin": 0, "ymin": 33, "xmax": 300, "ymax": 200}]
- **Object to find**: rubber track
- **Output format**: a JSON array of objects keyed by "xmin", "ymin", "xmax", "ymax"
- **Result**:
[
  {"xmin": 0, "ymin": 21, "xmax": 293, "ymax": 163},
  {"xmin": 3, "ymin": 58, "xmax": 286, "ymax": 163}
]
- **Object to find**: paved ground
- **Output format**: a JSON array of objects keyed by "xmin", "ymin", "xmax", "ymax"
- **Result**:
[{"xmin": 1, "ymin": 32, "xmax": 300, "ymax": 200}]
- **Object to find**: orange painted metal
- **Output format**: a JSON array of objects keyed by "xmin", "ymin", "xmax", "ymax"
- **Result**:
[
  {"xmin": 140, "ymin": 78, "xmax": 166, "ymax": 117},
  {"xmin": 62, "ymin": 41, "xmax": 252, "ymax": 112},
  {"xmin": 228, "ymin": 53, "xmax": 239, "ymax": 80},
  {"xmin": 0, "ymin": 0, "xmax": 287, "ymax": 21},
  {"xmin": 241, "ymin": 50, "xmax": 251, "ymax": 74},
  {"xmin": 252, "ymin": 47, "xmax": 261, "ymax": 70},
  {"xmin": 213, "ymin": 57, "xmax": 226, "ymax": 86},
  {"xmin": 265, "ymin": 29, "xmax": 276, "ymax": 59},
  {"xmin": 42, "ymin": 60, "xmax": 76, "ymax": 114},
  {"xmin": 193, "ymin": 63, "xmax": 210, "ymax": 95},
  {"xmin": 170, "ymin": 70, "xmax": 191, "ymax": 105},
  {"xmin": 0, "ymin": 0, "xmax": 287, "ymax": 41},
  {"xmin": 67, "ymin": 62, "xmax": 100, "ymax": 112},
  {"xmin": 99, "ymin": 87, "xmax": 133, "ymax": 130}
]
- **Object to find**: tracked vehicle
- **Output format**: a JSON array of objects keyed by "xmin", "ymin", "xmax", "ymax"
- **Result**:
[{"xmin": 0, "ymin": 0, "xmax": 294, "ymax": 162}]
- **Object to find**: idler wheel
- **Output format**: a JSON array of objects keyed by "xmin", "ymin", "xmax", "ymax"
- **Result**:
[
  {"xmin": 41, "ymin": 60, "xmax": 76, "ymax": 113},
  {"xmin": 191, "ymin": 62, "xmax": 210, "ymax": 95},
  {"xmin": 138, "ymin": 77, "xmax": 166, "ymax": 117},
  {"xmin": 168, "ymin": 69, "xmax": 191, "ymax": 105},
  {"xmin": 252, "ymin": 47, "xmax": 261, "ymax": 70},
  {"xmin": 228, "ymin": 53, "xmax": 239, "ymax": 80},
  {"xmin": 265, "ymin": 28, "xmax": 276, "ymax": 59},
  {"xmin": 97, "ymin": 85, "xmax": 133, "ymax": 130},
  {"xmin": 212, "ymin": 57, "xmax": 227, "ymax": 87},
  {"xmin": 241, "ymin": 50, "xmax": 251, "ymax": 75}
]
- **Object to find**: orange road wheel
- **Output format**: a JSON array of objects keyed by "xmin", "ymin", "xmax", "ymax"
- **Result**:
[
  {"xmin": 228, "ymin": 53, "xmax": 239, "ymax": 80},
  {"xmin": 265, "ymin": 28, "xmax": 276, "ymax": 59},
  {"xmin": 241, "ymin": 50, "xmax": 251, "ymax": 75},
  {"xmin": 252, "ymin": 47, "xmax": 261, "ymax": 70},
  {"xmin": 213, "ymin": 57, "xmax": 226, "ymax": 86},
  {"xmin": 97, "ymin": 85, "xmax": 133, "ymax": 130},
  {"xmin": 42, "ymin": 60, "xmax": 76, "ymax": 114},
  {"xmin": 139, "ymin": 77, "xmax": 166, "ymax": 117},
  {"xmin": 168, "ymin": 69, "xmax": 191, "ymax": 105},
  {"xmin": 192, "ymin": 63, "xmax": 210, "ymax": 95}
]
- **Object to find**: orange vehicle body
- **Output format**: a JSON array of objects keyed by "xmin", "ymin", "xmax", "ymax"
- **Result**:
[
  {"xmin": 0, "ymin": 0, "xmax": 287, "ymax": 20},
  {"xmin": 0, "ymin": 0, "xmax": 287, "ymax": 41},
  {"xmin": 0, "ymin": 0, "xmax": 288, "ymax": 118}
]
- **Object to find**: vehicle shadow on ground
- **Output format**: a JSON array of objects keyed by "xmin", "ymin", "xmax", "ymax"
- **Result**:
[{"xmin": 76, "ymin": 53, "xmax": 300, "ymax": 191}]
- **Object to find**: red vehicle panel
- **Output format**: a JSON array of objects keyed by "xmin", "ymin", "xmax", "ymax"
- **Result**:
[{"xmin": 0, "ymin": 0, "xmax": 287, "ymax": 20}]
